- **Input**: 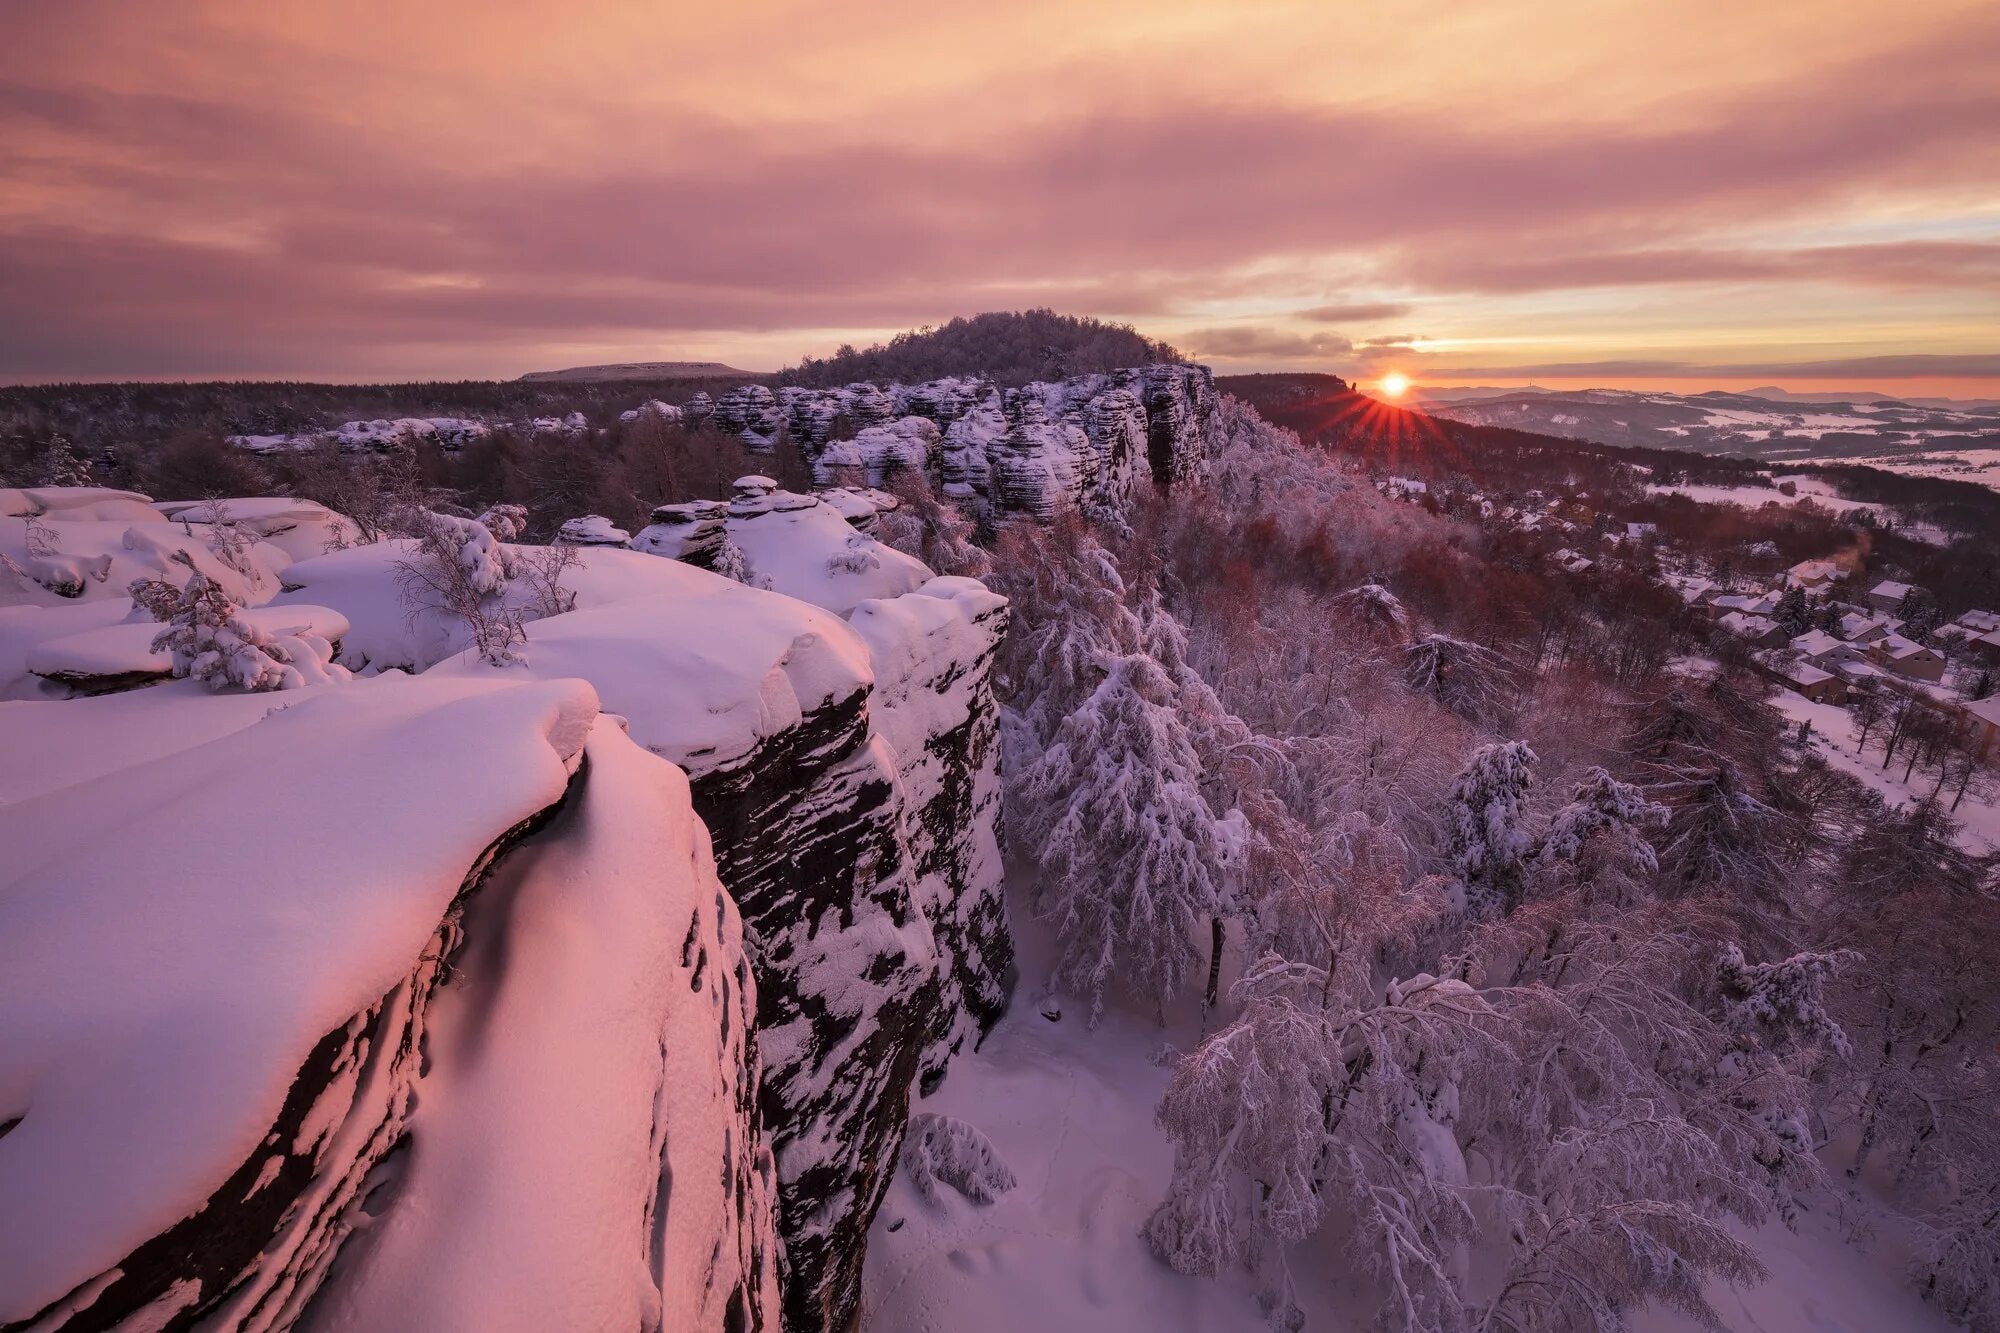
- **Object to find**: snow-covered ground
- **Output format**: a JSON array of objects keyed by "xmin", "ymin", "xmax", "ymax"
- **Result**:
[
  {"xmin": 1766, "ymin": 686, "xmax": 2000, "ymax": 855},
  {"xmin": 1645, "ymin": 481, "xmax": 1958, "ymax": 544},
  {"xmin": 1791, "ymin": 446, "xmax": 2000, "ymax": 497},
  {"xmin": 864, "ymin": 859, "xmax": 1960, "ymax": 1333}
]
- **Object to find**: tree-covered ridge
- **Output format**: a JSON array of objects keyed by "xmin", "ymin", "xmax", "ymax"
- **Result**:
[{"xmin": 777, "ymin": 310, "xmax": 1183, "ymax": 388}]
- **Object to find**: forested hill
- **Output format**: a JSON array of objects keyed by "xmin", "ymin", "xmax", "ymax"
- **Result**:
[{"xmin": 774, "ymin": 311, "xmax": 1184, "ymax": 388}]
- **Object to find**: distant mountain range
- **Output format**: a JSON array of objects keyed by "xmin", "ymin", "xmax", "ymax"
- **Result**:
[
  {"xmin": 1410, "ymin": 385, "xmax": 2000, "ymax": 462},
  {"xmin": 517, "ymin": 361, "xmax": 756, "ymax": 383}
]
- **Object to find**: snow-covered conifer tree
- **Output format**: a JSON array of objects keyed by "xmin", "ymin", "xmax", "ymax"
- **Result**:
[
  {"xmin": 1330, "ymin": 581, "xmax": 1413, "ymax": 643},
  {"xmin": 1441, "ymin": 742, "xmax": 1538, "ymax": 917},
  {"xmin": 1715, "ymin": 942, "xmax": 1857, "ymax": 1057},
  {"xmin": 1404, "ymin": 633, "xmax": 1517, "ymax": 720},
  {"xmin": 1019, "ymin": 653, "xmax": 1229, "ymax": 1022},
  {"xmin": 36, "ymin": 434, "xmax": 92, "ymax": 487}
]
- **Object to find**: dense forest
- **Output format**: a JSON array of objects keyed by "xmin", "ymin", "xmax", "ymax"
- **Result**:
[{"xmin": 774, "ymin": 310, "xmax": 1184, "ymax": 388}]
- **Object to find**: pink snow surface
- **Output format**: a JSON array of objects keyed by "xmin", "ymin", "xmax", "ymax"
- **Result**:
[{"xmin": 0, "ymin": 674, "xmax": 597, "ymax": 1323}]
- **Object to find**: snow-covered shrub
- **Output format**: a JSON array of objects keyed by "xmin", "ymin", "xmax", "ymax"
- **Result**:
[
  {"xmin": 899, "ymin": 1113, "xmax": 1016, "ymax": 1205},
  {"xmin": 140, "ymin": 556, "xmax": 343, "ymax": 692},
  {"xmin": 396, "ymin": 509, "xmax": 526, "ymax": 665}
]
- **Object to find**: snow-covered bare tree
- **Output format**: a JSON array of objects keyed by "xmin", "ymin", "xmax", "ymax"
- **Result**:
[
  {"xmin": 879, "ymin": 472, "xmax": 991, "ymax": 578},
  {"xmin": 1018, "ymin": 652, "xmax": 1230, "ymax": 1023}
]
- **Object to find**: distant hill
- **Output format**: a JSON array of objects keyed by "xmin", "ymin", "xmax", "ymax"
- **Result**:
[
  {"xmin": 517, "ymin": 361, "xmax": 757, "ymax": 383},
  {"xmin": 775, "ymin": 310, "xmax": 1184, "ymax": 388}
]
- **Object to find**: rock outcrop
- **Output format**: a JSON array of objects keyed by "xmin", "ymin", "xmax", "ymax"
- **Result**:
[
  {"xmin": 0, "ymin": 677, "xmax": 781, "ymax": 1333},
  {"xmin": 759, "ymin": 363, "xmax": 1215, "ymax": 520},
  {"xmin": 619, "ymin": 495, "xmax": 1012, "ymax": 1330},
  {"xmin": 4, "ymin": 473, "xmax": 1020, "ymax": 1333}
]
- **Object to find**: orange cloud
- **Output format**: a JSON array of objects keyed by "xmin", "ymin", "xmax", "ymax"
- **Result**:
[{"xmin": 1, "ymin": 0, "xmax": 1995, "ymax": 387}]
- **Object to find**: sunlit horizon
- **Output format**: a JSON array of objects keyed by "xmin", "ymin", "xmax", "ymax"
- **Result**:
[{"xmin": 2, "ymin": 0, "xmax": 1995, "ymax": 394}]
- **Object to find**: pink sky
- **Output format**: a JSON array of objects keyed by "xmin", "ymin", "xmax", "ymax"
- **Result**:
[{"xmin": 2, "ymin": 0, "xmax": 1996, "ymax": 393}]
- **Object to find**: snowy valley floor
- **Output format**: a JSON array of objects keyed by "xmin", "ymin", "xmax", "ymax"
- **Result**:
[{"xmin": 862, "ymin": 866, "xmax": 1959, "ymax": 1333}]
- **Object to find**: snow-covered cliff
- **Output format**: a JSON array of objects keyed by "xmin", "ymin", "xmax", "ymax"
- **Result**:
[
  {"xmin": 2, "ymin": 482, "xmax": 1013, "ymax": 1333},
  {"xmin": 704, "ymin": 364, "xmax": 1218, "ymax": 520},
  {"xmin": 0, "ymin": 675, "xmax": 780, "ymax": 1333}
]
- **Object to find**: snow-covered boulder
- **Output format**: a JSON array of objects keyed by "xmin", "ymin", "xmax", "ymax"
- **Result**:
[
  {"xmin": 553, "ymin": 513, "xmax": 630, "ymax": 546},
  {"xmin": 152, "ymin": 497, "xmax": 360, "ymax": 563},
  {"xmin": 2, "ymin": 510, "xmax": 290, "ymax": 609},
  {"xmin": 0, "ymin": 486, "xmax": 163, "ymax": 524},
  {"xmin": 632, "ymin": 480, "xmax": 931, "ymax": 618}
]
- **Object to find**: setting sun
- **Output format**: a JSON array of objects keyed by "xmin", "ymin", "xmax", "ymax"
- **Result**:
[{"xmin": 1379, "ymin": 371, "xmax": 1410, "ymax": 398}]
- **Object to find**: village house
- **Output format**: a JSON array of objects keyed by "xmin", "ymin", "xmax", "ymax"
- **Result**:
[
  {"xmin": 1837, "ymin": 659, "xmax": 1888, "ymax": 689},
  {"xmin": 1781, "ymin": 661, "xmax": 1849, "ymax": 705},
  {"xmin": 1869, "ymin": 633, "xmax": 1946, "ymax": 683},
  {"xmin": 1786, "ymin": 558, "xmax": 1846, "ymax": 590},
  {"xmin": 1838, "ymin": 611, "xmax": 1893, "ymax": 643},
  {"xmin": 1866, "ymin": 579, "xmax": 1914, "ymax": 613},
  {"xmin": 1719, "ymin": 611, "xmax": 1788, "ymax": 648},
  {"xmin": 1789, "ymin": 629, "xmax": 1860, "ymax": 671},
  {"xmin": 1957, "ymin": 609, "xmax": 2000, "ymax": 635},
  {"xmin": 1963, "ymin": 694, "xmax": 2000, "ymax": 759}
]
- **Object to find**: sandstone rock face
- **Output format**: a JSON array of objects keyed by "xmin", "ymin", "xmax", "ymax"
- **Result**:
[
  {"xmin": 714, "ymin": 384, "xmax": 783, "ymax": 449},
  {"xmin": 764, "ymin": 363, "xmax": 1215, "ymax": 520},
  {"xmin": 815, "ymin": 415, "xmax": 941, "ymax": 487},
  {"xmin": 618, "ymin": 514, "xmax": 1013, "ymax": 1332},
  {"xmin": 678, "ymin": 582, "xmax": 1010, "ymax": 1333}
]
